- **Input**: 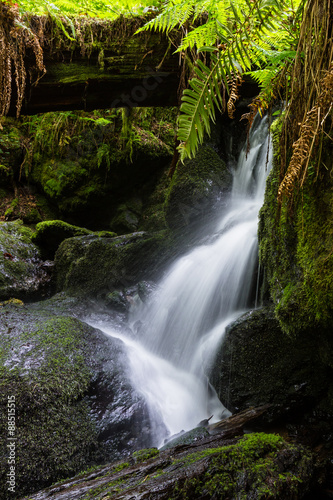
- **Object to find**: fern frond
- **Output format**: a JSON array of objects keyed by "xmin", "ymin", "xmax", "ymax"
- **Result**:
[
  {"xmin": 135, "ymin": 1, "xmax": 194, "ymax": 34},
  {"xmin": 177, "ymin": 0, "xmax": 289, "ymax": 160},
  {"xmin": 177, "ymin": 52, "xmax": 225, "ymax": 160},
  {"xmin": 177, "ymin": 20, "xmax": 219, "ymax": 52}
]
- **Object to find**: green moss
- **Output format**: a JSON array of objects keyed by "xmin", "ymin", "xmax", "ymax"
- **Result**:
[
  {"xmin": 132, "ymin": 448, "xmax": 159, "ymax": 463},
  {"xmin": 0, "ymin": 314, "xmax": 100, "ymax": 498},
  {"xmin": 32, "ymin": 219, "xmax": 93, "ymax": 258},
  {"xmin": 55, "ymin": 230, "xmax": 171, "ymax": 298},
  {"xmin": 23, "ymin": 108, "xmax": 174, "ymax": 227},
  {"xmin": 4, "ymin": 197, "xmax": 19, "ymax": 218},
  {"xmin": 169, "ymin": 433, "xmax": 312, "ymax": 499},
  {"xmin": 259, "ymin": 122, "xmax": 333, "ymax": 339},
  {"xmin": 97, "ymin": 230, "xmax": 117, "ymax": 238},
  {"xmin": 0, "ymin": 220, "xmax": 42, "ymax": 299}
]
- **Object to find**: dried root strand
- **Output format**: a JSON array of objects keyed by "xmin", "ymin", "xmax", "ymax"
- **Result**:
[
  {"xmin": 227, "ymin": 73, "xmax": 243, "ymax": 119},
  {"xmin": 0, "ymin": 3, "xmax": 45, "ymax": 118},
  {"xmin": 278, "ymin": 66, "xmax": 333, "ymax": 203}
]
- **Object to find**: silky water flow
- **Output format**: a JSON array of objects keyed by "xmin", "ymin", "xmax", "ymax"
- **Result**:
[{"xmin": 87, "ymin": 116, "xmax": 273, "ymax": 447}]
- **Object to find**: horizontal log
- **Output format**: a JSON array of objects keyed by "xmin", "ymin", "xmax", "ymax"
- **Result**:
[{"xmin": 4, "ymin": 13, "xmax": 181, "ymax": 116}]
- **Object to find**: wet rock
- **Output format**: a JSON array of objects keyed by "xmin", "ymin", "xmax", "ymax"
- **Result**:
[
  {"xmin": 110, "ymin": 197, "xmax": 143, "ymax": 234},
  {"xmin": 165, "ymin": 145, "xmax": 232, "ymax": 232},
  {"xmin": 160, "ymin": 426, "xmax": 210, "ymax": 451},
  {"xmin": 209, "ymin": 306, "xmax": 330, "ymax": 422},
  {"xmin": 0, "ymin": 220, "xmax": 52, "ymax": 300},
  {"xmin": 0, "ymin": 296, "xmax": 153, "ymax": 498},
  {"xmin": 55, "ymin": 230, "xmax": 172, "ymax": 301}
]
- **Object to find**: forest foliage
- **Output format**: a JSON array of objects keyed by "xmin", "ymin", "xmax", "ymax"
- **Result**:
[{"xmin": 1, "ymin": 0, "xmax": 332, "ymax": 202}]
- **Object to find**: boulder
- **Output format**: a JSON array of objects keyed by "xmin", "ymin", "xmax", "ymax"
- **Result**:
[
  {"xmin": 110, "ymin": 198, "xmax": 142, "ymax": 234},
  {"xmin": 0, "ymin": 220, "xmax": 51, "ymax": 300},
  {"xmin": 54, "ymin": 230, "xmax": 172, "ymax": 300},
  {"xmin": 0, "ymin": 295, "xmax": 153, "ymax": 498},
  {"xmin": 209, "ymin": 307, "xmax": 330, "ymax": 421},
  {"xmin": 31, "ymin": 219, "xmax": 96, "ymax": 259},
  {"xmin": 165, "ymin": 145, "xmax": 232, "ymax": 231}
]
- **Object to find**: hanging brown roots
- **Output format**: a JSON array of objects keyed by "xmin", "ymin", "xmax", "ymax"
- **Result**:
[
  {"xmin": 278, "ymin": 65, "xmax": 333, "ymax": 203},
  {"xmin": 0, "ymin": 3, "xmax": 45, "ymax": 118}
]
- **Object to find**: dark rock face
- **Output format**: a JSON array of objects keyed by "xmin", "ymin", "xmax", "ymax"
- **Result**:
[
  {"xmin": 0, "ymin": 296, "xmax": 152, "ymax": 498},
  {"xmin": 165, "ymin": 145, "xmax": 232, "ymax": 232},
  {"xmin": 209, "ymin": 307, "xmax": 331, "ymax": 421},
  {"xmin": 0, "ymin": 220, "xmax": 52, "ymax": 300}
]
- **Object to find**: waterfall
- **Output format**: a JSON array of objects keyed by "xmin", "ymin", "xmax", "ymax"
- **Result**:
[{"xmin": 88, "ymin": 116, "xmax": 272, "ymax": 446}]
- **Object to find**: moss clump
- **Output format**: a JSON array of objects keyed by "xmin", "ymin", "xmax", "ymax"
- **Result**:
[
  {"xmin": 132, "ymin": 448, "xmax": 159, "ymax": 463},
  {"xmin": 32, "ymin": 219, "xmax": 94, "ymax": 258},
  {"xmin": 169, "ymin": 433, "xmax": 312, "ymax": 499}
]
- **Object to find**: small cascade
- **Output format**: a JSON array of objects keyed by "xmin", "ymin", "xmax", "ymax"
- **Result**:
[{"xmin": 89, "ymin": 116, "xmax": 272, "ymax": 446}]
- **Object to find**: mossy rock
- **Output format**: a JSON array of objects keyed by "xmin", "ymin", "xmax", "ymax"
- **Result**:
[
  {"xmin": 0, "ymin": 220, "xmax": 50, "ymax": 300},
  {"xmin": 27, "ymin": 110, "xmax": 173, "ymax": 229},
  {"xmin": 0, "ymin": 119, "xmax": 22, "ymax": 188},
  {"xmin": 259, "ymin": 118, "xmax": 333, "ymax": 365},
  {"xmin": 210, "ymin": 307, "xmax": 330, "ymax": 421},
  {"xmin": 0, "ymin": 297, "xmax": 153, "ymax": 498},
  {"xmin": 55, "ymin": 230, "xmax": 172, "ymax": 300},
  {"xmin": 32, "ymin": 219, "xmax": 94, "ymax": 259},
  {"xmin": 165, "ymin": 145, "xmax": 232, "ymax": 231},
  {"xmin": 110, "ymin": 199, "xmax": 142, "ymax": 234}
]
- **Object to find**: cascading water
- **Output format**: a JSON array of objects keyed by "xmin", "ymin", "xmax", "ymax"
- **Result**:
[{"xmin": 88, "ymin": 116, "xmax": 272, "ymax": 446}]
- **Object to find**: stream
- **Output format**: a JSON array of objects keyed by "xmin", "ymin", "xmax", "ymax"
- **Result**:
[{"xmin": 87, "ymin": 116, "xmax": 272, "ymax": 447}]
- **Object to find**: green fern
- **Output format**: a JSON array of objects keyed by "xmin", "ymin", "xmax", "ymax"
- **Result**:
[
  {"xmin": 136, "ymin": 0, "xmax": 301, "ymax": 161},
  {"xmin": 176, "ymin": 0, "xmax": 292, "ymax": 160},
  {"xmin": 135, "ymin": 1, "xmax": 195, "ymax": 34}
]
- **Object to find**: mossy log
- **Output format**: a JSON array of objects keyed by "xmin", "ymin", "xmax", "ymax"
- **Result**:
[
  {"xmin": 5, "ymin": 14, "xmax": 181, "ymax": 116},
  {"xmin": 25, "ymin": 418, "xmax": 314, "ymax": 499}
]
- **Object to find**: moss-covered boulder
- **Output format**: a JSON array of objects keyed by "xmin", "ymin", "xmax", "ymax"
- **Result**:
[
  {"xmin": 31, "ymin": 219, "xmax": 97, "ymax": 259},
  {"xmin": 0, "ymin": 296, "xmax": 153, "ymax": 498},
  {"xmin": 210, "ymin": 307, "xmax": 331, "ymax": 421},
  {"xmin": 0, "ymin": 220, "xmax": 51, "ymax": 300},
  {"xmin": 55, "ymin": 230, "xmax": 172, "ymax": 300},
  {"xmin": 165, "ymin": 145, "xmax": 232, "ymax": 231}
]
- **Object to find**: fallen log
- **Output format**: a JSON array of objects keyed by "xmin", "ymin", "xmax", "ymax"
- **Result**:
[
  {"xmin": 23, "ymin": 405, "xmax": 315, "ymax": 500},
  {"xmin": 0, "ymin": 5, "xmax": 181, "ymax": 117}
]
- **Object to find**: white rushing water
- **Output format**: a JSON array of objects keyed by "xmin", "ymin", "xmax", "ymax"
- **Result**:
[{"xmin": 89, "ymin": 116, "xmax": 272, "ymax": 446}]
